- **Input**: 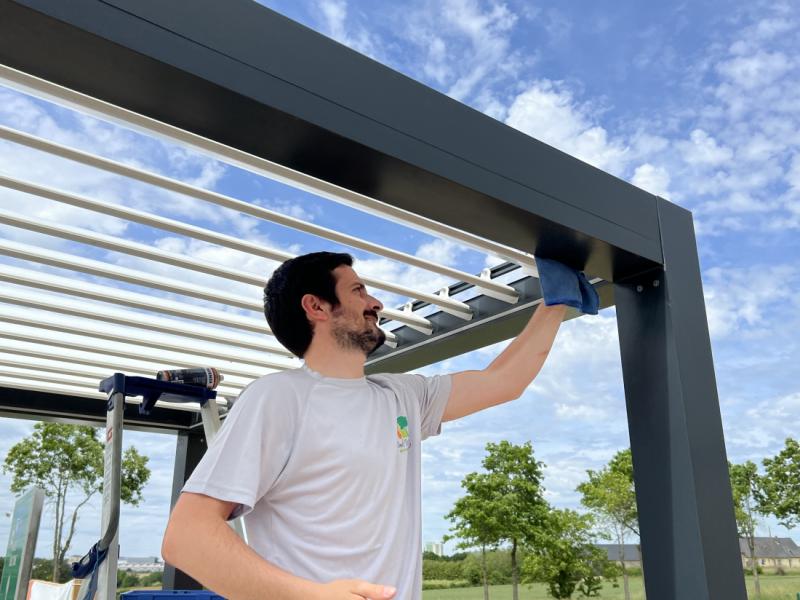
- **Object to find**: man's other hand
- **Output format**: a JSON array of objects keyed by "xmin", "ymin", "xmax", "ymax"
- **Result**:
[{"xmin": 320, "ymin": 579, "xmax": 397, "ymax": 599}]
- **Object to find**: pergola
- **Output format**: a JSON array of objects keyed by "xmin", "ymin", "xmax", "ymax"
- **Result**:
[{"xmin": 0, "ymin": 1, "xmax": 745, "ymax": 598}]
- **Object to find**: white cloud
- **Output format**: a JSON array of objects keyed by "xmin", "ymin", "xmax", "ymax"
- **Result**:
[
  {"xmin": 505, "ymin": 80, "xmax": 629, "ymax": 174},
  {"xmin": 397, "ymin": 0, "xmax": 526, "ymax": 117},
  {"xmin": 554, "ymin": 402, "xmax": 607, "ymax": 421},
  {"xmin": 716, "ymin": 51, "xmax": 792, "ymax": 90},
  {"xmin": 677, "ymin": 129, "xmax": 733, "ymax": 166},
  {"xmin": 631, "ymin": 163, "xmax": 670, "ymax": 198},
  {"xmin": 788, "ymin": 153, "xmax": 800, "ymax": 191},
  {"xmin": 703, "ymin": 264, "xmax": 797, "ymax": 339},
  {"xmin": 315, "ymin": 0, "xmax": 380, "ymax": 58}
]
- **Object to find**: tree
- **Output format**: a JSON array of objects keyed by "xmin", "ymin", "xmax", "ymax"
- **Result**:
[
  {"xmin": 576, "ymin": 449, "xmax": 638, "ymax": 600},
  {"xmin": 729, "ymin": 460, "xmax": 765, "ymax": 598},
  {"xmin": 758, "ymin": 438, "xmax": 800, "ymax": 530},
  {"xmin": 445, "ymin": 471, "xmax": 505, "ymax": 600},
  {"xmin": 522, "ymin": 509, "xmax": 613, "ymax": 599},
  {"xmin": 482, "ymin": 441, "xmax": 549, "ymax": 600},
  {"xmin": 140, "ymin": 570, "xmax": 163, "ymax": 587},
  {"xmin": 3, "ymin": 423, "xmax": 151, "ymax": 582},
  {"xmin": 31, "ymin": 558, "xmax": 71, "ymax": 583},
  {"xmin": 117, "ymin": 570, "xmax": 142, "ymax": 589}
]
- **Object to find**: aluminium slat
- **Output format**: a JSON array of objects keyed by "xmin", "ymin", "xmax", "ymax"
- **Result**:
[
  {"xmin": 0, "ymin": 267, "xmax": 399, "ymax": 345},
  {"xmin": 0, "ymin": 375, "xmax": 114, "ymax": 401},
  {"xmin": 0, "ymin": 176, "xmax": 444, "ymax": 330},
  {"xmin": 0, "ymin": 263, "xmax": 285, "ymax": 334},
  {"xmin": 0, "ymin": 287, "xmax": 293, "ymax": 357},
  {"xmin": 0, "ymin": 343, "xmax": 258, "ymax": 388},
  {"xmin": 0, "ymin": 237, "xmax": 262, "ymax": 311},
  {"xmin": 0, "ymin": 207, "xmax": 474, "ymax": 320},
  {"xmin": 0, "ymin": 309, "xmax": 285, "ymax": 369},
  {"xmin": 0, "ymin": 326, "xmax": 278, "ymax": 378},
  {"xmin": 0, "ymin": 365, "xmax": 103, "ymax": 387},
  {"xmin": 0, "ymin": 364, "xmax": 243, "ymax": 397},
  {"xmin": 0, "ymin": 132, "xmax": 518, "ymax": 305},
  {"xmin": 0, "ymin": 235, "xmax": 433, "ymax": 332},
  {"xmin": 0, "ymin": 375, "xmax": 228, "ymax": 411},
  {"xmin": 0, "ymin": 354, "xmax": 247, "ymax": 391},
  {"xmin": 0, "ymin": 64, "xmax": 538, "ymax": 274}
]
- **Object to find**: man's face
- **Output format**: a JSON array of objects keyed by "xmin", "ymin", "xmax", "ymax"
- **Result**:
[{"xmin": 329, "ymin": 265, "xmax": 386, "ymax": 355}]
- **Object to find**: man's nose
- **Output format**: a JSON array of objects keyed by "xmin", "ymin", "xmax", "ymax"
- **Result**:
[{"xmin": 369, "ymin": 295, "xmax": 383, "ymax": 312}]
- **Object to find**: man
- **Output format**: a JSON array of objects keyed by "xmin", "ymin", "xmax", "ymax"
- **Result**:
[{"xmin": 162, "ymin": 251, "xmax": 595, "ymax": 599}]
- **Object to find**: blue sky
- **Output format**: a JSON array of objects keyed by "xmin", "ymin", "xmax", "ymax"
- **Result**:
[{"xmin": 1, "ymin": 0, "xmax": 799, "ymax": 562}]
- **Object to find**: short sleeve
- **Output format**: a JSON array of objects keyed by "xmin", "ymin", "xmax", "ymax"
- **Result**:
[
  {"xmin": 181, "ymin": 376, "xmax": 298, "ymax": 519},
  {"xmin": 391, "ymin": 373, "xmax": 452, "ymax": 440}
]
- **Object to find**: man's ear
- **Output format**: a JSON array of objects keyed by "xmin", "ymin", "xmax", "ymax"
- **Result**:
[{"xmin": 300, "ymin": 293, "xmax": 330, "ymax": 323}]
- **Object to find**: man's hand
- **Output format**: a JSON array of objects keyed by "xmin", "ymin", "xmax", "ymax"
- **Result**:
[
  {"xmin": 320, "ymin": 579, "xmax": 396, "ymax": 599},
  {"xmin": 535, "ymin": 256, "xmax": 599, "ymax": 315}
]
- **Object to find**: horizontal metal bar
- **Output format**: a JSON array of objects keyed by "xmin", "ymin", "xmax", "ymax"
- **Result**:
[
  {"xmin": 367, "ymin": 276, "xmax": 615, "ymax": 374},
  {"xmin": 0, "ymin": 237, "xmax": 262, "ymax": 310},
  {"xmin": 0, "ymin": 325, "xmax": 278, "ymax": 379},
  {"xmin": 0, "ymin": 343, "xmax": 258, "ymax": 387},
  {"xmin": 0, "ymin": 286, "xmax": 293, "ymax": 357},
  {"xmin": 0, "ymin": 262, "xmax": 278, "ymax": 334},
  {"xmin": 0, "ymin": 308, "xmax": 283, "ymax": 369},
  {"xmin": 0, "ymin": 176, "xmax": 447, "ymax": 326},
  {"xmin": 0, "ymin": 383, "xmax": 201, "ymax": 432},
  {"xmin": 0, "ymin": 364, "xmax": 99, "ymax": 387},
  {"xmin": 0, "ymin": 365, "xmax": 241, "ymax": 398},
  {"xmin": 0, "ymin": 205, "xmax": 469, "ymax": 322},
  {"xmin": 0, "ymin": 206, "xmax": 269, "ymax": 285},
  {"xmin": 1, "ymin": 124, "xmax": 510, "ymax": 296},
  {"xmin": 0, "ymin": 354, "xmax": 246, "ymax": 392},
  {"xmin": 0, "ymin": 267, "xmax": 399, "ymax": 346},
  {"xmin": 0, "ymin": 375, "xmax": 225, "ymax": 411},
  {"xmin": 0, "ymin": 63, "xmax": 537, "ymax": 272}
]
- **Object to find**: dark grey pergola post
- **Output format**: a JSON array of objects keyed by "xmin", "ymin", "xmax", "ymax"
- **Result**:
[
  {"xmin": 0, "ymin": 1, "xmax": 746, "ymax": 597},
  {"xmin": 616, "ymin": 199, "xmax": 744, "ymax": 598},
  {"xmin": 162, "ymin": 430, "xmax": 207, "ymax": 591}
]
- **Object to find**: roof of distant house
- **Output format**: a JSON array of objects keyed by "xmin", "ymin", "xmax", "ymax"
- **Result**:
[
  {"xmin": 739, "ymin": 537, "xmax": 800, "ymax": 559},
  {"xmin": 596, "ymin": 544, "xmax": 641, "ymax": 562}
]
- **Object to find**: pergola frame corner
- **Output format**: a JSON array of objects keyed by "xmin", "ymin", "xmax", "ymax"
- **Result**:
[{"xmin": 0, "ymin": 2, "xmax": 745, "ymax": 598}]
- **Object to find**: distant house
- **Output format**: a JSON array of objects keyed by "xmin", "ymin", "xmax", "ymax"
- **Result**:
[
  {"xmin": 596, "ymin": 544, "xmax": 641, "ymax": 569},
  {"xmin": 740, "ymin": 537, "xmax": 800, "ymax": 570}
]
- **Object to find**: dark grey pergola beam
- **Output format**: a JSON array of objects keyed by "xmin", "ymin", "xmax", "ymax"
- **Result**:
[
  {"xmin": 0, "ymin": 386, "xmax": 202, "ymax": 433},
  {"xmin": 0, "ymin": 0, "xmax": 661, "ymax": 283},
  {"xmin": 0, "ymin": 2, "xmax": 745, "ymax": 598}
]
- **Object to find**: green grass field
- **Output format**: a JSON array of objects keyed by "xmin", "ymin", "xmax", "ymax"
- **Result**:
[{"xmin": 422, "ymin": 575, "xmax": 800, "ymax": 599}]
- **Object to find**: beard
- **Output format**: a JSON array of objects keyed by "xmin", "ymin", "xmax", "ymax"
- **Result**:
[{"xmin": 331, "ymin": 316, "xmax": 386, "ymax": 355}]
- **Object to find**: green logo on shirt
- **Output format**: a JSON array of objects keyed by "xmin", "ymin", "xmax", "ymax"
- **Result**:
[{"xmin": 396, "ymin": 416, "xmax": 410, "ymax": 452}]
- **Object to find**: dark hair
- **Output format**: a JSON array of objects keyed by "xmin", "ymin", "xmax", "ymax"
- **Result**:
[{"xmin": 263, "ymin": 252, "xmax": 353, "ymax": 358}]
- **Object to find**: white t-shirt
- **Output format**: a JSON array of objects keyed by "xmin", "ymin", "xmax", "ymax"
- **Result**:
[{"xmin": 182, "ymin": 364, "xmax": 452, "ymax": 600}]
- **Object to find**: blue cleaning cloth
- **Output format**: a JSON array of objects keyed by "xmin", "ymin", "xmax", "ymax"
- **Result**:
[
  {"xmin": 71, "ymin": 542, "xmax": 109, "ymax": 600},
  {"xmin": 535, "ymin": 256, "xmax": 599, "ymax": 315}
]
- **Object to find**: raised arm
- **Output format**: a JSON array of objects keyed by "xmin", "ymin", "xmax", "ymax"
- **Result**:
[
  {"xmin": 162, "ymin": 492, "xmax": 396, "ymax": 600},
  {"xmin": 442, "ymin": 302, "xmax": 567, "ymax": 422}
]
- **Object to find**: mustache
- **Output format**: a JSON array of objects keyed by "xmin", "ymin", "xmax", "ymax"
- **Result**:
[{"xmin": 364, "ymin": 310, "xmax": 380, "ymax": 320}]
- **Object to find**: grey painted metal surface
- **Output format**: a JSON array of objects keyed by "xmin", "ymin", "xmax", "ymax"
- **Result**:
[
  {"xmin": 367, "ymin": 265, "xmax": 614, "ymax": 374},
  {"xmin": 615, "ymin": 200, "xmax": 745, "ymax": 599},
  {"xmin": 0, "ymin": 386, "xmax": 202, "ymax": 432},
  {"xmin": 163, "ymin": 430, "xmax": 207, "ymax": 591}
]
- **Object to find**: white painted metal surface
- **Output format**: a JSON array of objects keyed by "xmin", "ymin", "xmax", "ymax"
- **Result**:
[
  {"xmin": 0, "ymin": 63, "xmax": 538, "ymax": 273},
  {"xmin": 0, "ymin": 62, "xmax": 543, "ymax": 408}
]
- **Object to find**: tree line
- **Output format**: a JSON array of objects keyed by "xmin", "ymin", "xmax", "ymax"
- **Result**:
[
  {"xmin": 2, "ymin": 424, "xmax": 797, "ymax": 598},
  {"xmin": 0, "ymin": 556, "xmax": 162, "ymax": 588},
  {"xmin": 442, "ymin": 438, "xmax": 800, "ymax": 600}
]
